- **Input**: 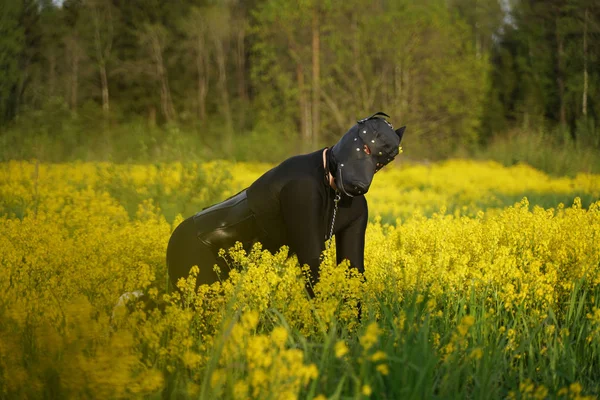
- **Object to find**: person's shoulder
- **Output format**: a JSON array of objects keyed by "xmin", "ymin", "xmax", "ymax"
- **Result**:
[
  {"xmin": 281, "ymin": 175, "xmax": 323, "ymax": 197},
  {"xmin": 254, "ymin": 149, "xmax": 321, "ymax": 182},
  {"xmin": 277, "ymin": 148, "xmax": 323, "ymax": 170},
  {"xmin": 270, "ymin": 149, "xmax": 325, "ymax": 187}
]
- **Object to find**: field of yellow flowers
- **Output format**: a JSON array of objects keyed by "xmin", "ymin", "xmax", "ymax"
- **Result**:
[{"xmin": 1, "ymin": 159, "xmax": 600, "ymax": 399}]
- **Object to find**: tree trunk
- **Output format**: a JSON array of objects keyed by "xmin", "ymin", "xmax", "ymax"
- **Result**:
[
  {"xmin": 311, "ymin": 7, "xmax": 321, "ymax": 147},
  {"xmin": 16, "ymin": 57, "xmax": 30, "ymax": 117},
  {"xmin": 70, "ymin": 40, "xmax": 79, "ymax": 111},
  {"xmin": 297, "ymin": 63, "xmax": 311, "ymax": 149},
  {"xmin": 352, "ymin": 13, "xmax": 369, "ymax": 112},
  {"xmin": 215, "ymin": 40, "xmax": 233, "ymax": 152},
  {"xmin": 394, "ymin": 63, "xmax": 401, "ymax": 111},
  {"xmin": 402, "ymin": 65, "xmax": 410, "ymax": 114},
  {"xmin": 49, "ymin": 51, "xmax": 56, "ymax": 97},
  {"xmin": 235, "ymin": 25, "xmax": 247, "ymax": 128},
  {"xmin": 236, "ymin": 26, "xmax": 248, "ymax": 103},
  {"xmin": 582, "ymin": 8, "xmax": 588, "ymax": 117},
  {"xmin": 151, "ymin": 32, "xmax": 175, "ymax": 122},
  {"xmin": 555, "ymin": 15, "xmax": 566, "ymax": 128},
  {"xmin": 476, "ymin": 32, "xmax": 481, "ymax": 59},
  {"xmin": 196, "ymin": 36, "xmax": 207, "ymax": 121},
  {"xmin": 100, "ymin": 63, "xmax": 109, "ymax": 116},
  {"xmin": 395, "ymin": 63, "xmax": 406, "ymax": 117},
  {"xmin": 380, "ymin": 65, "xmax": 390, "ymax": 111},
  {"xmin": 92, "ymin": 4, "xmax": 111, "ymax": 117}
]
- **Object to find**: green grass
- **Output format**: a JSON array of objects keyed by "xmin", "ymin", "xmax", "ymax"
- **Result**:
[
  {"xmin": 155, "ymin": 282, "xmax": 600, "ymax": 399},
  {"xmin": 476, "ymin": 129, "xmax": 600, "ymax": 177}
]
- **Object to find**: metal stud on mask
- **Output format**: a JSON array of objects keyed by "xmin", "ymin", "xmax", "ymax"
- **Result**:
[{"xmin": 328, "ymin": 112, "xmax": 405, "ymax": 197}]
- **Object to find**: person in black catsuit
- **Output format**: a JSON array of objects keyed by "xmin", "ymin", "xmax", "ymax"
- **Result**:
[{"xmin": 166, "ymin": 112, "xmax": 405, "ymax": 297}]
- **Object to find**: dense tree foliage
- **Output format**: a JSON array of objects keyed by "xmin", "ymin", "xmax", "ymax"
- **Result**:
[
  {"xmin": 484, "ymin": 0, "xmax": 600, "ymax": 145},
  {"xmin": 0, "ymin": 0, "xmax": 598, "ymax": 160}
]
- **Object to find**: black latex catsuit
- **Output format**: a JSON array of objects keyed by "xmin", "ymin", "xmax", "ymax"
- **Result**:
[{"xmin": 166, "ymin": 149, "xmax": 367, "ymax": 295}]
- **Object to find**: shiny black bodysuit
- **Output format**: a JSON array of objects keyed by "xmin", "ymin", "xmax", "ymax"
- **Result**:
[{"xmin": 166, "ymin": 149, "xmax": 367, "ymax": 294}]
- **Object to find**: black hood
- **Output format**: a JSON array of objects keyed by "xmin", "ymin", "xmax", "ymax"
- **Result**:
[{"xmin": 329, "ymin": 112, "xmax": 405, "ymax": 197}]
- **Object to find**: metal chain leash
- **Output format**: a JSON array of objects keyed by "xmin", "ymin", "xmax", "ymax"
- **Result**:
[{"xmin": 327, "ymin": 193, "xmax": 341, "ymax": 247}]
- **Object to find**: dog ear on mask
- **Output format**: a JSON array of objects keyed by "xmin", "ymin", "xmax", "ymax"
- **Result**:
[{"xmin": 395, "ymin": 126, "xmax": 406, "ymax": 142}]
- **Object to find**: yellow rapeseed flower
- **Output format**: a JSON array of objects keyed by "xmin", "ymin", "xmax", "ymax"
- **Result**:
[
  {"xmin": 470, "ymin": 348, "xmax": 484, "ymax": 360},
  {"xmin": 457, "ymin": 315, "xmax": 475, "ymax": 336},
  {"xmin": 233, "ymin": 381, "xmax": 249, "ymax": 400},
  {"xmin": 370, "ymin": 351, "xmax": 387, "ymax": 362},
  {"xmin": 360, "ymin": 323, "xmax": 381, "ymax": 352},
  {"xmin": 335, "ymin": 341, "xmax": 349, "ymax": 358},
  {"xmin": 362, "ymin": 385, "xmax": 372, "ymax": 396},
  {"xmin": 271, "ymin": 326, "xmax": 288, "ymax": 349},
  {"xmin": 376, "ymin": 364, "xmax": 390, "ymax": 375}
]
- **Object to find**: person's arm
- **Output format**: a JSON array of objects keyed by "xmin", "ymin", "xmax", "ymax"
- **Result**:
[
  {"xmin": 279, "ymin": 179, "xmax": 325, "ymax": 296},
  {"xmin": 335, "ymin": 196, "xmax": 368, "ymax": 274}
]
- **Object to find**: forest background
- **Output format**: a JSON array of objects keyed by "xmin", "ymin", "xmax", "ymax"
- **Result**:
[{"xmin": 1, "ymin": 0, "xmax": 599, "ymax": 176}]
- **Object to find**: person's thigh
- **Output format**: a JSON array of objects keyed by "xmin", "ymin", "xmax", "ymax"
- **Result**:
[{"xmin": 166, "ymin": 216, "xmax": 227, "ymax": 288}]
